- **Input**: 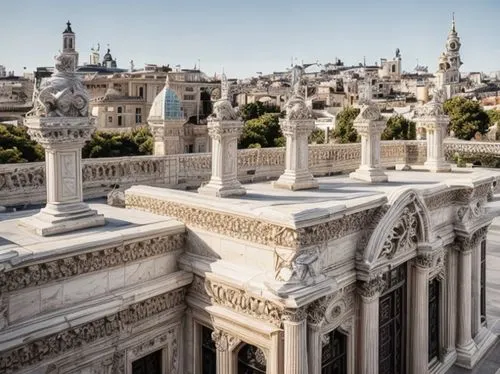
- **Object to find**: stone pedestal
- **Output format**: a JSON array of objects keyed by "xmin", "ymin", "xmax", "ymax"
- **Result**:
[
  {"xmin": 19, "ymin": 117, "xmax": 104, "ymax": 236},
  {"xmin": 416, "ymin": 116, "xmax": 451, "ymax": 173},
  {"xmin": 150, "ymin": 120, "xmax": 185, "ymax": 156},
  {"xmin": 198, "ymin": 119, "xmax": 246, "ymax": 198},
  {"xmin": 283, "ymin": 311, "xmax": 308, "ymax": 374},
  {"xmin": 273, "ymin": 119, "xmax": 318, "ymax": 191},
  {"xmin": 349, "ymin": 104, "xmax": 388, "ymax": 183}
]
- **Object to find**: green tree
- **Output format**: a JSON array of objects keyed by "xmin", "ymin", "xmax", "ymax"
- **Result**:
[
  {"xmin": 443, "ymin": 97, "xmax": 490, "ymax": 140},
  {"xmin": 381, "ymin": 115, "xmax": 417, "ymax": 140},
  {"xmin": 238, "ymin": 113, "xmax": 284, "ymax": 149},
  {"xmin": 309, "ymin": 129, "xmax": 325, "ymax": 144},
  {"xmin": 0, "ymin": 147, "xmax": 25, "ymax": 163},
  {"xmin": 82, "ymin": 127, "xmax": 153, "ymax": 158},
  {"xmin": 239, "ymin": 102, "xmax": 281, "ymax": 121},
  {"xmin": 332, "ymin": 107, "xmax": 360, "ymax": 143},
  {"xmin": 0, "ymin": 123, "xmax": 45, "ymax": 163},
  {"xmin": 486, "ymin": 109, "xmax": 500, "ymax": 126}
]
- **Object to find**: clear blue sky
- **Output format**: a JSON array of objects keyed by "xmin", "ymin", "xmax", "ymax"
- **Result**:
[{"xmin": 1, "ymin": 0, "xmax": 499, "ymax": 78}]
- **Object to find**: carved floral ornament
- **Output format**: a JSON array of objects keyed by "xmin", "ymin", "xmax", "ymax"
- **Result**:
[
  {"xmin": 307, "ymin": 284, "xmax": 356, "ymax": 326},
  {"xmin": 0, "ymin": 289, "xmax": 186, "ymax": 373},
  {"xmin": 378, "ymin": 203, "xmax": 421, "ymax": 260}
]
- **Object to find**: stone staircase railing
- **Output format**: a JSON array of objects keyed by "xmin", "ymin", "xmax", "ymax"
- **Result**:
[{"xmin": 0, "ymin": 140, "xmax": 498, "ymax": 207}]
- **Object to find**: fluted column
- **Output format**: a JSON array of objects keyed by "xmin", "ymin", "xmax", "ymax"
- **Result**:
[
  {"xmin": 211, "ymin": 329, "xmax": 238, "ymax": 374},
  {"xmin": 471, "ymin": 243, "xmax": 481, "ymax": 337},
  {"xmin": 411, "ymin": 256, "xmax": 431, "ymax": 374},
  {"xmin": 283, "ymin": 308, "xmax": 308, "ymax": 374},
  {"xmin": 358, "ymin": 277, "xmax": 385, "ymax": 374},
  {"xmin": 455, "ymin": 238, "xmax": 478, "ymax": 361},
  {"xmin": 445, "ymin": 248, "xmax": 458, "ymax": 355},
  {"xmin": 307, "ymin": 325, "xmax": 322, "ymax": 374}
]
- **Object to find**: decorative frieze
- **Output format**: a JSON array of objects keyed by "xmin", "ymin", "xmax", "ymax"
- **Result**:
[
  {"xmin": 126, "ymin": 194, "xmax": 377, "ymax": 249},
  {"xmin": 424, "ymin": 188, "xmax": 473, "ymax": 211},
  {"xmin": 0, "ymin": 233, "xmax": 185, "ymax": 293},
  {"xmin": 204, "ymin": 279, "xmax": 283, "ymax": 326},
  {"xmin": 0, "ymin": 288, "xmax": 186, "ymax": 373}
]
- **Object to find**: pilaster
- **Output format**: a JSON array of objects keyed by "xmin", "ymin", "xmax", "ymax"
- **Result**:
[
  {"xmin": 282, "ymin": 308, "xmax": 308, "ymax": 374},
  {"xmin": 357, "ymin": 277, "xmax": 385, "ymax": 374},
  {"xmin": 411, "ymin": 255, "xmax": 431, "ymax": 374},
  {"xmin": 211, "ymin": 328, "xmax": 239, "ymax": 374},
  {"xmin": 454, "ymin": 238, "xmax": 478, "ymax": 367}
]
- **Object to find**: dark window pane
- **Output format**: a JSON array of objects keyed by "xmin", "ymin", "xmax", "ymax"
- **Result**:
[{"xmin": 132, "ymin": 349, "xmax": 162, "ymax": 374}]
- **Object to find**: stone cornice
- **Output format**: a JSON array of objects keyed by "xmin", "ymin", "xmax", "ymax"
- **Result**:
[
  {"xmin": 126, "ymin": 193, "xmax": 377, "ymax": 250},
  {"xmin": 0, "ymin": 233, "xmax": 185, "ymax": 293},
  {"xmin": 0, "ymin": 288, "xmax": 186, "ymax": 373}
]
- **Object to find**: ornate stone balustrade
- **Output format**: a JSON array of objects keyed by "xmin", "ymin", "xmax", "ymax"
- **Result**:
[{"xmin": 1, "ymin": 140, "xmax": 499, "ymax": 207}]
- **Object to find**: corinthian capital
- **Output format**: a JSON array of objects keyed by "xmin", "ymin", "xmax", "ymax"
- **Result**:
[
  {"xmin": 211, "ymin": 329, "xmax": 239, "ymax": 352},
  {"xmin": 357, "ymin": 276, "xmax": 386, "ymax": 301}
]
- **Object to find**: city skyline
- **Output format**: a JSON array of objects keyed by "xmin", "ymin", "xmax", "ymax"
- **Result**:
[{"xmin": 1, "ymin": 0, "xmax": 499, "ymax": 78}]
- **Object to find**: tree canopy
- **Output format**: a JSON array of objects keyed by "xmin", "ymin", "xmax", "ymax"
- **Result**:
[
  {"xmin": 239, "ymin": 102, "xmax": 281, "ymax": 122},
  {"xmin": 443, "ymin": 97, "xmax": 490, "ymax": 140},
  {"xmin": 238, "ymin": 113, "xmax": 284, "ymax": 149},
  {"xmin": 82, "ymin": 127, "xmax": 153, "ymax": 158},
  {"xmin": 0, "ymin": 123, "xmax": 44, "ymax": 163},
  {"xmin": 332, "ymin": 107, "xmax": 360, "ymax": 143},
  {"xmin": 486, "ymin": 109, "xmax": 500, "ymax": 126},
  {"xmin": 381, "ymin": 115, "xmax": 417, "ymax": 141},
  {"xmin": 0, "ymin": 124, "xmax": 154, "ymax": 164}
]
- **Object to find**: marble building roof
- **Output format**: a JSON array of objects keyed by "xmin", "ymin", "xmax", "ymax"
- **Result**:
[
  {"xmin": 0, "ymin": 203, "xmax": 185, "ymax": 270},
  {"xmin": 126, "ymin": 168, "xmax": 499, "ymax": 230}
]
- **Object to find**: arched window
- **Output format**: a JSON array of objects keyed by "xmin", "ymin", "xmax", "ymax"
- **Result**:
[
  {"xmin": 392, "ymin": 64, "xmax": 396, "ymax": 73},
  {"xmin": 321, "ymin": 329, "xmax": 347, "ymax": 374},
  {"xmin": 69, "ymin": 38, "xmax": 73, "ymax": 49},
  {"xmin": 64, "ymin": 38, "xmax": 67, "ymax": 50},
  {"xmin": 237, "ymin": 344, "xmax": 266, "ymax": 374}
]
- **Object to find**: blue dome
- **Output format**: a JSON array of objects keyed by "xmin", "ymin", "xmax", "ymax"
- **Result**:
[
  {"xmin": 164, "ymin": 88, "xmax": 184, "ymax": 119},
  {"xmin": 148, "ymin": 86, "xmax": 185, "ymax": 121}
]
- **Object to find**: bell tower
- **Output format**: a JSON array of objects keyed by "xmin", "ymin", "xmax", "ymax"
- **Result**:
[
  {"xmin": 62, "ymin": 21, "xmax": 79, "ymax": 70},
  {"xmin": 436, "ymin": 14, "xmax": 462, "ymax": 98}
]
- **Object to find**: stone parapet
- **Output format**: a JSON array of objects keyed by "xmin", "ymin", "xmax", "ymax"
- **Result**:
[{"xmin": 2, "ymin": 140, "xmax": 500, "ymax": 207}]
